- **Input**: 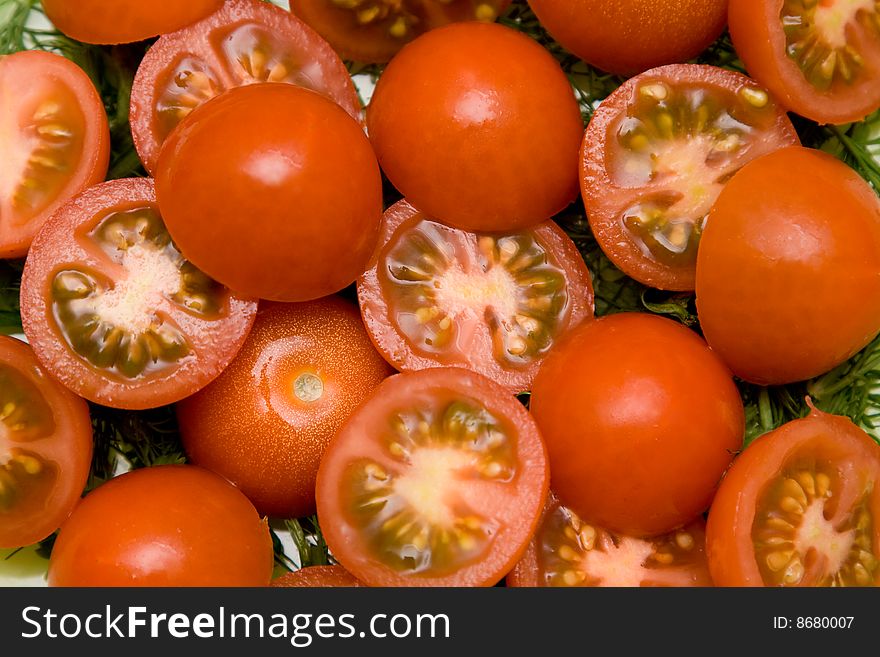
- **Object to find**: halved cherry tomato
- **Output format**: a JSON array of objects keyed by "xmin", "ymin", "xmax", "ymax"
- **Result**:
[
  {"xmin": 20, "ymin": 178, "xmax": 257, "ymax": 410},
  {"xmin": 48, "ymin": 464, "xmax": 274, "ymax": 587},
  {"xmin": 527, "ymin": 0, "xmax": 728, "ymax": 76},
  {"xmin": 0, "ymin": 336, "xmax": 92, "ymax": 549},
  {"xmin": 0, "ymin": 50, "xmax": 109, "ymax": 259},
  {"xmin": 730, "ymin": 0, "xmax": 880, "ymax": 124},
  {"xmin": 271, "ymin": 565, "xmax": 363, "ymax": 587},
  {"xmin": 316, "ymin": 368, "xmax": 549, "ymax": 586},
  {"xmin": 290, "ymin": 0, "xmax": 512, "ymax": 63},
  {"xmin": 507, "ymin": 494, "xmax": 712, "ymax": 587},
  {"xmin": 367, "ymin": 21, "xmax": 584, "ymax": 232},
  {"xmin": 706, "ymin": 404, "xmax": 880, "ymax": 586},
  {"xmin": 581, "ymin": 64, "xmax": 799, "ymax": 291},
  {"xmin": 177, "ymin": 297, "xmax": 393, "ymax": 518},
  {"xmin": 696, "ymin": 147, "xmax": 880, "ymax": 385},
  {"xmin": 42, "ymin": 0, "xmax": 224, "ymax": 45},
  {"xmin": 129, "ymin": 0, "xmax": 362, "ymax": 173},
  {"xmin": 357, "ymin": 200, "xmax": 593, "ymax": 394}
]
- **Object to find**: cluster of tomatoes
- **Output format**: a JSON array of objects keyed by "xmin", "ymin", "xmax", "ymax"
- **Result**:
[{"xmin": 2, "ymin": 0, "xmax": 880, "ymax": 588}]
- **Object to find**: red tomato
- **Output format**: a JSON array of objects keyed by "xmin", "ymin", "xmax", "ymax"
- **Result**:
[
  {"xmin": 0, "ymin": 50, "xmax": 109, "ymax": 258},
  {"xmin": 316, "ymin": 368, "xmax": 549, "ymax": 586},
  {"xmin": 129, "ymin": 0, "xmax": 362, "ymax": 173},
  {"xmin": 706, "ymin": 405, "xmax": 880, "ymax": 586},
  {"xmin": 531, "ymin": 313, "xmax": 744, "ymax": 537},
  {"xmin": 0, "ymin": 336, "xmax": 92, "ymax": 549},
  {"xmin": 20, "ymin": 178, "xmax": 257, "ymax": 410},
  {"xmin": 42, "ymin": 0, "xmax": 224, "ymax": 45},
  {"xmin": 177, "ymin": 298, "xmax": 393, "ymax": 518},
  {"xmin": 271, "ymin": 565, "xmax": 363, "ymax": 587},
  {"xmin": 357, "ymin": 200, "xmax": 594, "ymax": 394},
  {"xmin": 155, "ymin": 83, "xmax": 382, "ymax": 303},
  {"xmin": 527, "ymin": 0, "xmax": 728, "ymax": 76},
  {"xmin": 48, "ymin": 465, "xmax": 274, "ymax": 587},
  {"xmin": 507, "ymin": 494, "xmax": 712, "ymax": 587},
  {"xmin": 367, "ymin": 21, "xmax": 584, "ymax": 232},
  {"xmin": 581, "ymin": 64, "xmax": 799, "ymax": 291},
  {"xmin": 696, "ymin": 147, "xmax": 880, "ymax": 385},
  {"xmin": 290, "ymin": 0, "xmax": 512, "ymax": 63},
  {"xmin": 730, "ymin": 0, "xmax": 880, "ymax": 124}
]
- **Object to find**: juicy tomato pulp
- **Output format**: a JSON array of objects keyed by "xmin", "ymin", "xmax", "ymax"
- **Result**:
[
  {"xmin": 0, "ymin": 50, "xmax": 109, "ymax": 258},
  {"xmin": 20, "ymin": 178, "xmax": 257, "ymax": 410},
  {"xmin": 290, "ymin": 0, "xmax": 512, "ymax": 63},
  {"xmin": 316, "ymin": 368, "xmax": 549, "ymax": 586},
  {"xmin": 0, "ymin": 336, "xmax": 92, "ymax": 549},
  {"xmin": 271, "ymin": 565, "xmax": 363, "ymax": 587},
  {"xmin": 507, "ymin": 494, "xmax": 712, "ymax": 587},
  {"xmin": 707, "ymin": 406, "xmax": 880, "ymax": 586},
  {"xmin": 730, "ymin": 0, "xmax": 880, "ymax": 124},
  {"xmin": 129, "ymin": 0, "xmax": 362, "ymax": 173},
  {"xmin": 357, "ymin": 200, "xmax": 594, "ymax": 394},
  {"xmin": 178, "ymin": 298, "xmax": 393, "ymax": 518},
  {"xmin": 581, "ymin": 64, "xmax": 799, "ymax": 291}
]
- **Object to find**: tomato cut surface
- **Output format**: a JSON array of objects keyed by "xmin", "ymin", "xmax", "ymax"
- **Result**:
[
  {"xmin": 707, "ymin": 406, "xmax": 880, "ymax": 586},
  {"xmin": 507, "ymin": 494, "xmax": 712, "ymax": 587},
  {"xmin": 129, "ymin": 0, "xmax": 362, "ymax": 173},
  {"xmin": 581, "ymin": 64, "xmax": 799, "ymax": 291},
  {"xmin": 357, "ymin": 200, "xmax": 594, "ymax": 394},
  {"xmin": 0, "ymin": 50, "xmax": 109, "ymax": 259},
  {"xmin": 271, "ymin": 565, "xmax": 363, "ymax": 587},
  {"xmin": 20, "ymin": 178, "xmax": 257, "ymax": 410},
  {"xmin": 0, "ymin": 336, "xmax": 92, "ymax": 549},
  {"xmin": 316, "ymin": 368, "xmax": 549, "ymax": 587},
  {"xmin": 730, "ymin": 0, "xmax": 880, "ymax": 124}
]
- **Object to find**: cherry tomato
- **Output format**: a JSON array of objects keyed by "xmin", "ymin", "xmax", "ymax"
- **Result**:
[
  {"xmin": 581, "ymin": 64, "xmax": 799, "ymax": 291},
  {"xmin": 20, "ymin": 178, "xmax": 257, "ymax": 410},
  {"xmin": 48, "ymin": 465, "xmax": 274, "ymax": 586},
  {"xmin": 706, "ymin": 405, "xmax": 880, "ymax": 586},
  {"xmin": 527, "ymin": 0, "xmax": 728, "ymax": 76},
  {"xmin": 696, "ymin": 147, "xmax": 880, "ymax": 386},
  {"xmin": 531, "ymin": 313, "xmax": 744, "ymax": 537},
  {"xmin": 290, "ymin": 0, "xmax": 512, "ymax": 63},
  {"xmin": 129, "ymin": 0, "xmax": 362, "ymax": 173},
  {"xmin": 42, "ymin": 0, "xmax": 224, "ymax": 45},
  {"xmin": 0, "ymin": 50, "xmax": 109, "ymax": 259},
  {"xmin": 730, "ymin": 0, "xmax": 880, "ymax": 125},
  {"xmin": 367, "ymin": 21, "xmax": 584, "ymax": 232},
  {"xmin": 271, "ymin": 565, "xmax": 363, "ymax": 587},
  {"xmin": 0, "ymin": 336, "xmax": 92, "ymax": 549},
  {"xmin": 156, "ymin": 84, "xmax": 382, "ymax": 303},
  {"xmin": 357, "ymin": 200, "xmax": 594, "ymax": 394},
  {"xmin": 177, "ymin": 298, "xmax": 393, "ymax": 518},
  {"xmin": 316, "ymin": 368, "xmax": 549, "ymax": 586},
  {"xmin": 507, "ymin": 494, "xmax": 712, "ymax": 587}
]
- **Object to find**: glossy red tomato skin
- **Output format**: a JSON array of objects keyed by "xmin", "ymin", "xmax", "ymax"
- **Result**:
[
  {"xmin": 271, "ymin": 565, "xmax": 363, "ymax": 587},
  {"xmin": 0, "ymin": 336, "xmax": 93, "ymax": 549},
  {"xmin": 42, "ymin": 0, "xmax": 224, "ymax": 44},
  {"xmin": 367, "ymin": 21, "xmax": 584, "ymax": 232},
  {"xmin": 156, "ymin": 83, "xmax": 383, "ymax": 303},
  {"xmin": 527, "ymin": 0, "xmax": 728, "ymax": 76},
  {"xmin": 0, "ymin": 50, "xmax": 109, "ymax": 258},
  {"xmin": 48, "ymin": 465, "xmax": 274, "ymax": 587},
  {"xmin": 177, "ymin": 298, "xmax": 394, "ymax": 518},
  {"xmin": 696, "ymin": 147, "xmax": 880, "ymax": 386},
  {"xmin": 531, "ymin": 313, "xmax": 744, "ymax": 537}
]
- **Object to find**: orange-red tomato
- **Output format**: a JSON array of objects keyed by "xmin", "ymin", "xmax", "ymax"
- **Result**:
[{"xmin": 271, "ymin": 565, "xmax": 363, "ymax": 587}]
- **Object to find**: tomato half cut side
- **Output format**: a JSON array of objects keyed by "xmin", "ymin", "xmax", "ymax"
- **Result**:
[
  {"xmin": 507, "ymin": 494, "xmax": 712, "ymax": 587},
  {"xmin": 706, "ymin": 405, "xmax": 880, "ymax": 586},
  {"xmin": 730, "ymin": 0, "xmax": 880, "ymax": 125},
  {"xmin": 357, "ymin": 200, "xmax": 594, "ymax": 394},
  {"xmin": 290, "ymin": 0, "xmax": 512, "ymax": 63},
  {"xmin": 0, "ymin": 50, "xmax": 109, "ymax": 259},
  {"xmin": 271, "ymin": 565, "xmax": 364, "ymax": 587},
  {"xmin": 129, "ymin": 0, "xmax": 362, "ymax": 173},
  {"xmin": 20, "ymin": 178, "xmax": 257, "ymax": 410},
  {"xmin": 316, "ymin": 368, "xmax": 549, "ymax": 587},
  {"xmin": 581, "ymin": 64, "xmax": 799, "ymax": 291},
  {"xmin": 0, "ymin": 336, "xmax": 92, "ymax": 549}
]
